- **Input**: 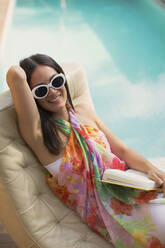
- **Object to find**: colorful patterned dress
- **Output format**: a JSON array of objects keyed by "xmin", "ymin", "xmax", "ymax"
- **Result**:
[{"xmin": 46, "ymin": 105, "xmax": 165, "ymax": 248}]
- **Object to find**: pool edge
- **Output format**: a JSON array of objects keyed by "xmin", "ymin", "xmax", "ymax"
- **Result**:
[{"xmin": 0, "ymin": 0, "xmax": 16, "ymax": 58}]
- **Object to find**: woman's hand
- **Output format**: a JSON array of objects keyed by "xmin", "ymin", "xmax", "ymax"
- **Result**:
[
  {"xmin": 148, "ymin": 167, "xmax": 165, "ymax": 197},
  {"xmin": 6, "ymin": 65, "xmax": 27, "ymax": 86}
]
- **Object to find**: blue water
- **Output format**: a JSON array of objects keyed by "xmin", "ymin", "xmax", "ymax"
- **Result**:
[{"xmin": 2, "ymin": 0, "xmax": 165, "ymax": 158}]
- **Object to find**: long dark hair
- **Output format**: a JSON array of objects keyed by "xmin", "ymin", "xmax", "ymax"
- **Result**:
[{"xmin": 20, "ymin": 53, "xmax": 74, "ymax": 155}]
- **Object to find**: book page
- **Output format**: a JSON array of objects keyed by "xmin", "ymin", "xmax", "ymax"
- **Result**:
[{"xmin": 102, "ymin": 169, "xmax": 156, "ymax": 189}]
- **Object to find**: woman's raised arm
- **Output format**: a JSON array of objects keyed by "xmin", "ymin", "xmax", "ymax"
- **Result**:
[{"xmin": 6, "ymin": 66, "xmax": 43, "ymax": 149}]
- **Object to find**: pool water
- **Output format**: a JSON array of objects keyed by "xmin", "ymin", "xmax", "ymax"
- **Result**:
[{"xmin": 1, "ymin": 0, "xmax": 165, "ymax": 158}]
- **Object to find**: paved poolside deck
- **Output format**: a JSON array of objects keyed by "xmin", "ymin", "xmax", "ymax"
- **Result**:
[
  {"xmin": 155, "ymin": 0, "xmax": 165, "ymax": 8},
  {"xmin": 0, "ymin": 1, "xmax": 17, "ymax": 246},
  {"xmin": 0, "ymin": 0, "xmax": 15, "ymax": 57}
]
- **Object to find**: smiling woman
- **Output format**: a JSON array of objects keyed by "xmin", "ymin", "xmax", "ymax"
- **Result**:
[
  {"xmin": 6, "ymin": 54, "xmax": 73, "ymax": 164},
  {"xmin": 1, "ymin": 0, "xmax": 165, "ymax": 247},
  {"xmin": 4, "ymin": 53, "xmax": 165, "ymax": 248},
  {"xmin": 0, "ymin": 60, "xmax": 115, "ymax": 248}
]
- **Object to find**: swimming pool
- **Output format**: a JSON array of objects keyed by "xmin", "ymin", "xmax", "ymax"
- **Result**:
[{"xmin": 1, "ymin": 0, "xmax": 165, "ymax": 158}]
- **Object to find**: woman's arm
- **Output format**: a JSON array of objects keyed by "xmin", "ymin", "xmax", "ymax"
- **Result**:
[
  {"xmin": 6, "ymin": 66, "xmax": 62, "ymax": 166},
  {"xmin": 6, "ymin": 66, "xmax": 42, "ymax": 147},
  {"xmin": 94, "ymin": 113, "xmax": 165, "ymax": 195}
]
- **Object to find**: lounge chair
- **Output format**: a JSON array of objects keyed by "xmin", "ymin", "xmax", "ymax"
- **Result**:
[{"xmin": 0, "ymin": 62, "xmax": 114, "ymax": 248}]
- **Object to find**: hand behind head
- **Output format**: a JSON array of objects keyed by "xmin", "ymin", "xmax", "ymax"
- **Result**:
[{"xmin": 6, "ymin": 65, "xmax": 27, "ymax": 86}]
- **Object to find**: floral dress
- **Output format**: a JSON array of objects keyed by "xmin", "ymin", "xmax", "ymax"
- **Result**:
[{"xmin": 46, "ymin": 105, "xmax": 165, "ymax": 248}]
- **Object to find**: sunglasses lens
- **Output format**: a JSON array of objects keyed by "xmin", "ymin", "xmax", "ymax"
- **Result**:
[
  {"xmin": 35, "ymin": 86, "xmax": 48, "ymax": 98},
  {"xmin": 52, "ymin": 76, "xmax": 64, "ymax": 88}
]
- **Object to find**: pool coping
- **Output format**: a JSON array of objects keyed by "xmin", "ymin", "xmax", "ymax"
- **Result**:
[
  {"xmin": 155, "ymin": 0, "xmax": 165, "ymax": 8},
  {"xmin": 0, "ymin": 0, "xmax": 16, "ymax": 58}
]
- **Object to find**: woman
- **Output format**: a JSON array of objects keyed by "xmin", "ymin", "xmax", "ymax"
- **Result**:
[{"xmin": 6, "ymin": 54, "xmax": 165, "ymax": 247}]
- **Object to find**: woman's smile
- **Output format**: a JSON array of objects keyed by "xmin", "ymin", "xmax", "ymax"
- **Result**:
[{"xmin": 48, "ymin": 92, "xmax": 62, "ymax": 103}]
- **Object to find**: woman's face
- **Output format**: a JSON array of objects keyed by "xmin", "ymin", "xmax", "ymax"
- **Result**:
[{"xmin": 30, "ymin": 65, "xmax": 67, "ymax": 113}]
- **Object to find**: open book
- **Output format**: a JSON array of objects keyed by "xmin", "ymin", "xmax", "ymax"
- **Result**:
[{"xmin": 101, "ymin": 167, "xmax": 164, "ymax": 191}]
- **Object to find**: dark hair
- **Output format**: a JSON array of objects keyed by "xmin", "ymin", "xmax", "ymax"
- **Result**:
[{"xmin": 20, "ymin": 53, "xmax": 74, "ymax": 155}]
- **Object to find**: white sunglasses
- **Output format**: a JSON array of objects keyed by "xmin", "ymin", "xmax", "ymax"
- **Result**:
[{"xmin": 32, "ymin": 73, "xmax": 66, "ymax": 99}]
